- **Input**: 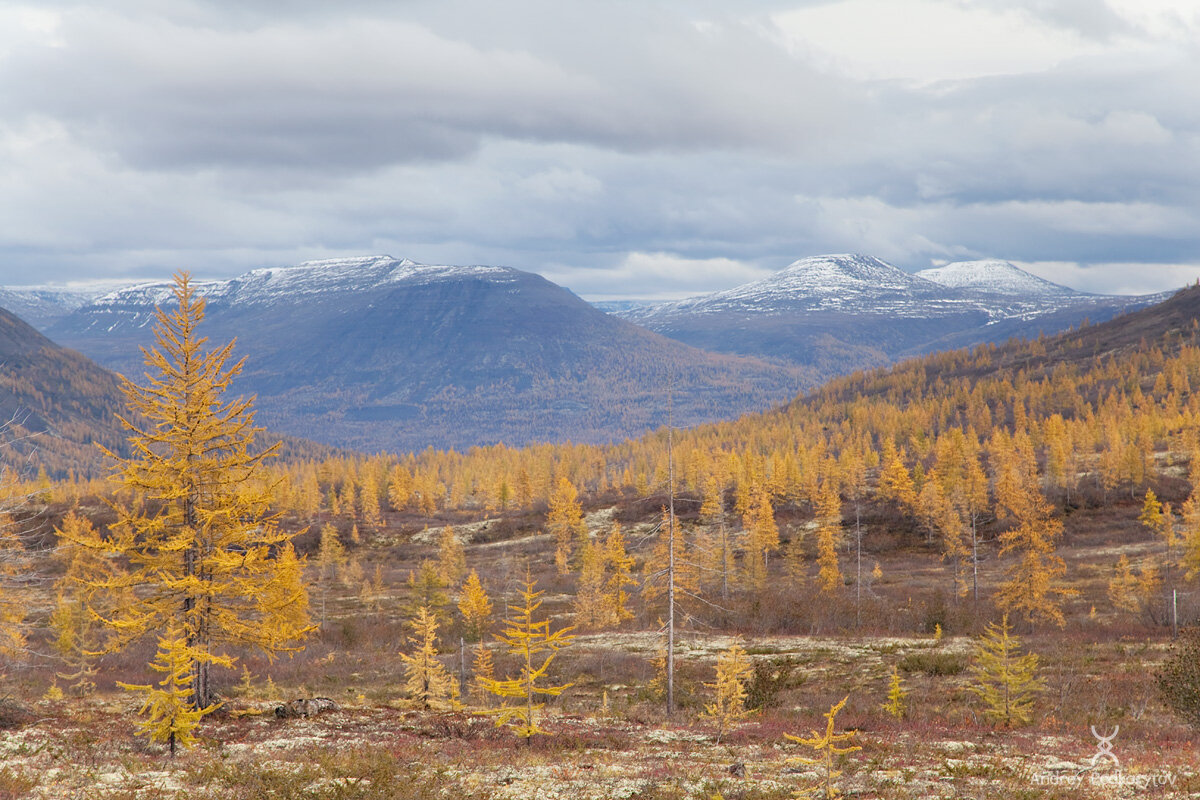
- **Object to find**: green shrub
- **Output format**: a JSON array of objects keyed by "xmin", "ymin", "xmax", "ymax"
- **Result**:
[
  {"xmin": 899, "ymin": 650, "xmax": 967, "ymax": 676},
  {"xmin": 1157, "ymin": 626, "xmax": 1200, "ymax": 728}
]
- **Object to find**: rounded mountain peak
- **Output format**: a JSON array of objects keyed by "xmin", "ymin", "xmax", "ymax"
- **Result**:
[
  {"xmin": 916, "ymin": 260, "xmax": 1078, "ymax": 297},
  {"xmin": 775, "ymin": 254, "xmax": 928, "ymax": 289}
]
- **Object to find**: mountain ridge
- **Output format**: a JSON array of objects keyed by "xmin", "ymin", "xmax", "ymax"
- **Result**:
[
  {"xmin": 40, "ymin": 257, "xmax": 808, "ymax": 453},
  {"xmin": 620, "ymin": 254, "xmax": 1170, "ymax": 372}
]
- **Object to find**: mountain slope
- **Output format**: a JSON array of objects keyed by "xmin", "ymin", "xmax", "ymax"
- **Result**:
[
  {"xmin": 46, "ymin": 257, "xmax": 807, "ymax": 453},
  {"xmin": 623, "ymin": 254, "xmax": 1167, "ymax": 374},
  {"xmin": 914, "ymin": 259, "xmax": 1077, "ymax": 298},
  {"xmin": 0, "ymin": 307, "xmax": 131, "ymax": 478}
]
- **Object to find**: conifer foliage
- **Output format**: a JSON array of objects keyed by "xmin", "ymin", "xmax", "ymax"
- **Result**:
[
  {"xmin": 968, "ymin": 614, "xmax": 1041, "ymax": 727},
  {"xmin": 702, "ymin": 641, "xmax": 754, "ymax": 743},
  {"xmin": 785, "ymin": 695, "xmax": 861, "ymax": 800},
  {"xmin": 119, "ymin": 621, "xmax": 223, "ymax": 757},
  {"xmin": 68, "ymin": 273, "xmax": 313, "ymax": 745},
  {"xmin": 482, "ymin": 574, "xmax": 575, "ymax": 740},
  {"xmin": 400, "ymin": 607, "xmax": 459, "ymax": 710}
]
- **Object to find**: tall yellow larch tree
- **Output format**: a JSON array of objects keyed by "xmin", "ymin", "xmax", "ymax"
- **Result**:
[
  {"xmin": 877, "ymin": 442, "xmax": 917, "ymax": 514},
  {"xmin": 573, "ymin": 536, "xmax": 609, "ymax": 629},
  {"xmin": 458, "ymin": 569, "xmax": 493, "ymax": 642},
  {"xmin": 702, "ymin": 640, "xmax": 754, "ymax": 743},
  {"xmin": 482, "ymin": 574, "xmax": 575, "ymax": 740},
  {"xmin": 547, "ymin": 477, "xmax": 586, "ymax": 573},
  {"xmin": 358, "ymin": 474, "xmax": 383, "ymax": 531},
  {"xmin": 814, "ymin": 481, "xmax": 843, "ymax": 594},
  {"xmin": 387, "ymin": 464, "xmax": 412, "ymax": 511},
  {"xmin": 401, "ymin": 606, "xmax": 460, "ymax": 710},
  {"xmin": 436, "ymin": 526, "xmax": 466, "ymax": 586},
  {"xmin": 743, "ymin": 487, "xmax": 780, "ymax": 590},
  {"xmin": 991, "ymin": 432, "xmax": 1075, "ymax": 629},
  {"xmin": 67, "ymin": 273, "xmax": 312, "ymax": 719},
  {"xmin": 339, "ymin": 477, "xmax": 357, "ymax": 521},
  {"xmin": 603, "ymin": 522, "xmax": 637, "ymax": 627}
]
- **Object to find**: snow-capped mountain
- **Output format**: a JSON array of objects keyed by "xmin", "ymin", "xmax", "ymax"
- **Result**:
[
  {"xmin": 42, "ymin": 256, "xmax": 803, "ymax": 453},
  {"xmin": 626, "ymin": 254, "xmax": 971, "ymax": 321},
  {"xmin": 60, "ymin": 256, "xmax": 524, "ymax": 334},
  {"xmin": 621, "ymin": 254, "xmax": 1166, "ymax": 374},
  {"xmin": 0, "ymin": 283, "xmax": 129, "ymax": 328},
  {"xmin": 915, "ymin": 259, "xmax": 1078, "ymax": 298}
]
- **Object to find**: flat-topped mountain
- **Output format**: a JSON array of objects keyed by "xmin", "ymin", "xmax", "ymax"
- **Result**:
[{"xmin": 42, "ymin": 257, "xmax": 806, "ymax": 453}]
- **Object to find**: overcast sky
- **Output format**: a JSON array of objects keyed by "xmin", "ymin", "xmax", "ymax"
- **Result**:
[{"xmin": 1, "ymin": 0, "xmax": 1197, "ymax": 299}]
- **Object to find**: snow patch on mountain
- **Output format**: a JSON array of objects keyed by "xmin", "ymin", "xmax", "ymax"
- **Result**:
[
  {"xmin": 916, "ymin": 260, "xmax": 1080, "ymax": 298},
  {"xmin": 84, "ymin": 256, "xmax": 519, "ymax": 310},
  {"xmin": 627, "ymin": 254, "xmax": 973, "ymax": 320}
]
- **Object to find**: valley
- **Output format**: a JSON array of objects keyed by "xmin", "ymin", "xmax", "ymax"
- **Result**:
[{"xmin": 0, "ymin": 270, "xmax": 1196, "ymax": 797}]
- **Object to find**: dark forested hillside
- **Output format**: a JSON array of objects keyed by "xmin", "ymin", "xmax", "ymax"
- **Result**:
[
  {"xmin": 0, "ymin": 308, "xmax": 129, "ymax": 479},
  {"xmin": 46, "ymin": 258, "xmax": 809, "ymax": 452}
]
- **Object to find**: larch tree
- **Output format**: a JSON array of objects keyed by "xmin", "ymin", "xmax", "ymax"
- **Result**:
[
  {"xmin": 572, "ymin": 536, "xmax": 609, "ymax": 629},
  {"xmin": 436, "ymin": 527, "xmax": 466, "ymax": 586},
  {"xmin": 481, "ymin": 574, "xmax": 575, "ymax": 740},
  {"xmin": 0, "ymin": 517, "xmax": 28, "ymax": 665},
  {"xmin": 1107, "ymin": 555, "xmax": 1144, "ymax": 614},
  {"xmin": 882, "ymin": 666, "xmax": 907, "ymax": 719},
  {"xmin": 120, "ymin": 620, "xmax": 221, "ymax": 757},
  {"xmin": 968, "ymin": 614, "xmax": 1041, "ymax": 727},
  {"xmin": 742, "ymin": 487, "xmax": 780, "ymax": 591},
  {"xmin": 458, "ymin": 569, "xmax": 493, "ymax": 642},
  {"xmin": 991, "ymin": 432, "xmax": 1076, "ymax": 629},
  {"xmin": 877, "ymin": 443, "xmax": 917, "ymax": 513},
  {"xmin": 400, "ymin": 606, "xmax": 460, "ymax": 710},
  {"xmin": 702, "ymin": 640, "xmax": 754, "ymax": 743},
  {"xmin": 51, "ymin": 512, "xmax": 127, "ymax": 696},
  {"xmin": 814, "ymin": 481, "xmax": 844, "ymax": 594},
  {"xmin": 547, "ymin": 477, "xmax": 586, "ymax": 573},
  {"xmin": 785, "ymin": 695, "xmax": 861, "ymax": 800},
  {"xmin": 68, "ymin": 273, "xmax": 312, "ymax": 722},
  {"xmin": 1141, "ymin": 489, "xmax": 1179, "ymax": 631},
  {"xmin": 603, "ymin": 522, "xmax": 637, "ymax": 628},
  {"xmin": 314, "ymin": 522, "xmax": 346, "ymax": 625},
  {"xmin": 404, "ymin": 560, "xmax": 450, "ymax": 623}
]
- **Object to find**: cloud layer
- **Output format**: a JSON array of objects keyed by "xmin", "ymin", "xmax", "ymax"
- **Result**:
[{"xmin": 1, "ymin": 0, "xmax": 1196, "ymax": 296}]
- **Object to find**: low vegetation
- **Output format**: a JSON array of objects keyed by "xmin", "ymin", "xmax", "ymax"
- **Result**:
[{"xmin": 2, "ymin": 281, "xmax": 1200, "ymax": 796}]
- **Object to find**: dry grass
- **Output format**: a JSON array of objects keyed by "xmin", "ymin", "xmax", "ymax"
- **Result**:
[{"xmin": 3, "ymin": 494, "xmax": 1199, "ymax": 798}]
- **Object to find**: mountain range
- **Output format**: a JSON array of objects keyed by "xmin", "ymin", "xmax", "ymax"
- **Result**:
[
  {"xmin": 619, "ymin": 255, "xmax": 1166, "ymax": 373},
  {"xmin": 0, "ymin": 253, "xmax": 1176, "ymax": 458},
  {"xmin": 32, "ymin": 257, "xmax": 806, "ymax": 453}
]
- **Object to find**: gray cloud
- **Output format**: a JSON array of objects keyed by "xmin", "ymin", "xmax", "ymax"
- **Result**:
[{"xmin": 0, "ymin": 1, "xmax": 1196, "ymax": 297}]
